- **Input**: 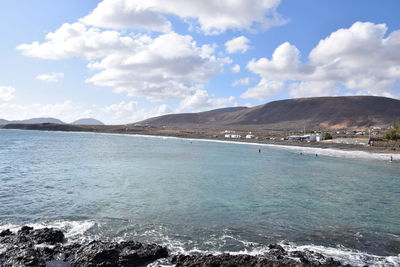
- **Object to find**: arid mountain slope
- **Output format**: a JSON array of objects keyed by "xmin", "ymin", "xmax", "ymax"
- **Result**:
[{"xmin": 138, "ymin": 96, "xmax": 400, "ymax": 129}]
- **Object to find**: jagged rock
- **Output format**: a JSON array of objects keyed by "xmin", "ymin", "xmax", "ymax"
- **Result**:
[
  {"xmin": 172, "ymin": 254, "xmax": 300, "ymax": 267},
  {"xmin": 19, "ymin": 226, "xmax": 33, "ymax": 234},
  {"xmin": 72, "ymin": 240, "xmax": 168, "ymax": 267},
  {"xmin": 0, "ymin": 226, "xmax": 351, "ymax": 267},
  {"xmin": 2, "ymin": 246, "xmax": 45, "ymax": 267},
  {"xmin": 0, "ymin": 229, "xmax": 12, "ymax": 237},
  {"xmin": 31, "ymin": 228, "xmax": 65, "ymax": 244}
]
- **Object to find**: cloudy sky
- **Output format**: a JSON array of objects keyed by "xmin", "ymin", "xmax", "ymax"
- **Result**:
[{"xmin": 1, "ymin": 0, "xmax": 399, "ymax": 124}]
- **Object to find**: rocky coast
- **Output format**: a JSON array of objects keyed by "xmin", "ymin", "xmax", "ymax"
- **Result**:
[{"xmin": 0, "ymin": 226, "xmax": 352, "ymax": 267}]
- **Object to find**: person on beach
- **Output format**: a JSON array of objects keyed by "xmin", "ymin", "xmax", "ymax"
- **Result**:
[
  {"xmin": 316, "ymin": 154, "xmax": 318, "ymax": 157},
  {"xmin": 390, "ymin": 155, "xmax": 393, "ymax": 162},
  {"xmin": 259, "ymin": 149, "xmax": 261, "ymax": 153}
]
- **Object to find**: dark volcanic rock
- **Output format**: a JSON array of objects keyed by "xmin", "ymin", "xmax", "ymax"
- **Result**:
[
  {"xmin": 0, "ymin": 227, "xmax": 169, "ymax": 267},
  {"xmin": 31, "ymin": 228, "xmax": 65, "ymax": 244},
  {"xmin": 72, "ymin": 240, "xmax": 168, "ymax": 267},
  {"xmin": 172, "ymin": 254, "xmax": 298, "ymax": 267},
  {"xmin": 2, "ymin": 246, "xmax": 46, "ymax": 267},
  {"xmin": 0, "ymin": 229, "xmax": 12, "ymax": 237},
  {"xmin": 0, "ymin": 226, "xmax": 351, "ymax": 267}
]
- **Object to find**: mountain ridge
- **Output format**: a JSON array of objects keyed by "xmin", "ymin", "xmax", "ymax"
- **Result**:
[
  {"xmin": 138, "ymin": 96, "xmax": 400, "ymax": 129},
  {"xmin": 0, "ymin": 117, "xmax": 105, "ymax": 126}
]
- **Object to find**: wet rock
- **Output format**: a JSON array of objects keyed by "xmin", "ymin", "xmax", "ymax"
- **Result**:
[
  {"xmin": 0, "ymin": 226, "xmax": 351, "ymax": 267},
  {"xmin": 2, "ymin": 246, "xmax": 45, "ymax": 267},
  {"xmin": 172, "ymin": 254, "xmax": 300, "ymax": 267},
  {"xmin": 18, "ymin": 226, "xmax": 33, "ymax": 234},
  {"xmin": 72, "ymin": 240, "xmax": 168, "ymax": 267},
  {"xmin": 0, "ymin": 229, "xmax": 12, "ymax": 237},
  {"xmin": 31, "ymin": 228, "xmax": 65, "ymax": 244}
]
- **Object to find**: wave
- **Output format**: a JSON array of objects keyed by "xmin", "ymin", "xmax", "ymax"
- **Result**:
[{"xmin": 1, "ymin": 221, "xmax": 399, "ymax": 266}]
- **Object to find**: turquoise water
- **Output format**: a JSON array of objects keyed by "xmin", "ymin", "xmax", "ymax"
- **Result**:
[{"xmin": 0, "ymin": 129, "xmax": 399, "ymax": 265}]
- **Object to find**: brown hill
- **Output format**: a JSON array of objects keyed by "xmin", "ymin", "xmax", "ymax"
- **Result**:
[{"xmin": 138, "ymin": 96, "xmax": 400, "ymax": 130}]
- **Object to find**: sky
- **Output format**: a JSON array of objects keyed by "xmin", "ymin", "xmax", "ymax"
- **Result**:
[{"xmin": 0, "ymin": 0, "xmax": 399, "ymax": 124}]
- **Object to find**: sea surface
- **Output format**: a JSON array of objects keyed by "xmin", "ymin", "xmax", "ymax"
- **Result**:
[{"xmin": 0, "ymin": 129, "xmax": 399, "ymax": 266}]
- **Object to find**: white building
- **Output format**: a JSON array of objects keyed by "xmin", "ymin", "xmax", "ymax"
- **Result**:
[{"xmin": 225, "ymin": 134, "xmax": 241, "ymax": 139}]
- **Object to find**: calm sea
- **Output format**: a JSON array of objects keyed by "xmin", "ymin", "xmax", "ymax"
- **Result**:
[{"xmin": 0, "ymin": 129, "xmax": 399, "ymax": 266}]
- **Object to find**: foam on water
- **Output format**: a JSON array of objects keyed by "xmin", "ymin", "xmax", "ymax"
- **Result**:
[
  {"xmin": 1, "ymin": 220, "xmax": 399, "ymax": 266},
  {"xmin": 0, "ymin": 220, "xmax": 97, "ymax": 243}
]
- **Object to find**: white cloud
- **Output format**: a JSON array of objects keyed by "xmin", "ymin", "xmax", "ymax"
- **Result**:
[
  {"xmin": 81, "ymin": 0, "xmax": 172, "ymax": 33},
  {"xmin": 0, "ymin": 86, "xmax": 16, "ymax": 102},
  {"xmin": 179, "ymin": 89, "xmax": 235, "ymax": 112},
  {"xmin": 86, "ymin": 32, "xmax": 229, "ymax": 101},
  {"xmin": 231, "ymin": 64, "xmax": 241, "ymax": 73},
  {"xmin": 17, "ymin": 22, "xmax": 136, "ymax": 60},
  {"xmin": 225, "ymin": 36, "xmax": 251, "ymax": 54},
  {"xmin": 103, "ymin": 101, "xmax": 173, "ymax": 124},
  {"xmin": 243, "ymin": 22, "xmax": 400, "ymax": 100},
  {"xmin": 0, "ymin": 100, "xmax": 173, "ymax": 125},
  {"xmin": 36, "ymin": 72, "xmax": 64, "ymax": 83},
  {"xmin": 81, "ymin": 0, "xmax": 285, "ymax": 35},
  {"xmin": 232, "ymin": 77, "xmax": 251, "ymax": 86},
  {"xmin": 0, "ymin": 101, "xmax": 77, "ymax": 121},
  {"xmin": 289, "ymin": 81, "xmax": 339, "ymax": 98},
  {"xmin": 241, "ymin": 79, "xmax": 284, "ymax": 99},
  {"xmin": 18, "ymin": 26, "xmax": 229, "ymax": 101}
]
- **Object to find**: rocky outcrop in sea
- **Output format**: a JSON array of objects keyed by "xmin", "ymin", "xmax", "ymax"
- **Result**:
[{"xmin": 0, "ymin": 226, "xmax": 350, "ymax": 266}]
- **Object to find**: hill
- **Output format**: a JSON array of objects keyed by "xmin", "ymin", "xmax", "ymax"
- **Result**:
[
  {"xmin": 138, "ymin": 96, "xmax": 400, "ymax": 130},
  {"xmin": 72, "ymin": 118, "xmax": 104, "ymax": 125},
  {"xmin": 0, "ymin": 117, "xmax": 65, "ymax": 125}
]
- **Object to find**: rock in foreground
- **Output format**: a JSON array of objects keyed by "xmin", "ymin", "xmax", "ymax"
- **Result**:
[
  {"xmin": 0, "ymin": 227, "xmax": 168, "ymax": 267},
  {"xmin": 0, "ymin": 226, "xmax": 352, "ymax": 267}
]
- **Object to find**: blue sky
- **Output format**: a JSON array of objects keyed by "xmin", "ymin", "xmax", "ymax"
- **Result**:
[{"xmin": 0, "ymin": 0, "xmax": 399, "ymax": 124}]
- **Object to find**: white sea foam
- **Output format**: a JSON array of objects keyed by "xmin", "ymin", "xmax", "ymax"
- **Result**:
[
  {"xmin": 0, "ymin": 220, "xmax": 96, "ymax": 243},
  {"xmin": 280, "ymin": 242, "xmax": 400, "ymax": 267},
  {"xmin": 1, "ymin": 220, "xmax": 399, "ymax": 266}
]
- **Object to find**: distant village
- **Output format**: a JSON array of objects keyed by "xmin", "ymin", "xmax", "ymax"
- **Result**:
[{"xmin": 221, "ymin": 126, "xmax": 398, "ymax": 148}]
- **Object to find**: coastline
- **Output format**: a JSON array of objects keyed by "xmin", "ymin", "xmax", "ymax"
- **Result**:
[
  {"xmin": 1, "ymin": 223, "xmax": 399, "ymax": 266},
  {"xmin": 2, "ymin": 127, "xmax": 399, "ymax": 162}
]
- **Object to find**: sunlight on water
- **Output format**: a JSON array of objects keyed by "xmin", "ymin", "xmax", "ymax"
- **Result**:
[{"xmin": 0, "ymin": 129, "xmax": 399, "ymax": 266}]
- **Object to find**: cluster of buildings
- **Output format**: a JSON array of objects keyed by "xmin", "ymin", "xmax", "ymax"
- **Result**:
[
  {"xmin": 223, "ymin": 130, "xmax": 258, "ymax": 139},
  {"xmin": 286, "ymin": 134, "xmax": 325, "ymax": 142}
]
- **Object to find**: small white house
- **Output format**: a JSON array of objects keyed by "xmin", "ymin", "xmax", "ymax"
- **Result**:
[
  {"xmin": 246, "ymin": 134, "xmax": 256, "ymax": 139},
  {"xmin": 225, "ymin": 134, "xmax": 241, "ymax": 139}
]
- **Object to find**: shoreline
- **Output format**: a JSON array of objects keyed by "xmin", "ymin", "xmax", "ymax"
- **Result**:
[
  {"xmin": 1, "ymin": 224, "xmax": 399, "ymax": 266},
  {"xmin": 2, "ymin": 127, "xmax": 399, "ymax": 162}
]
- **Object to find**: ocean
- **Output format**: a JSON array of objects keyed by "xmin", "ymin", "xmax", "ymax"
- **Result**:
[{"xmin": 0, "ymin": 129, "xmax": 399, "ymax": 266}]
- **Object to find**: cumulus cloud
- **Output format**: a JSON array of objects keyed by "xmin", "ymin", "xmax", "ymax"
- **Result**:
[
  {"xmin": 231, "ymin": 64, "xmax": 241, "ymax": 73},
  {"xmin": 104, "ymin": 101, "xmax": 172, "ymax": 124},
  {"xmin": 225, "ymin": 36, "xmax": 251, "ymax": 54},
  {"xmin": 243, "ymin": 22, "xmax": 400, "ymax": 100},
  {"xmin": 18, "ymin": 25, "xmax": 229, "ymax": 101},
  {"xmin": 81, "ymin": 0, "xmax": 285, "ymax": 35},
  {"xmin": 179, "ymin": 89, "xmax": 235, "ymax": 112},
  {"xmin": 0, "ymin": 86, "xmax": 16, "ymax": 102},
  {"xmin": 81, "ymin": 0, "xmax": 172, "ymax": 33},
  {"xmin": 86, "ymin": 32, "xmax": 229, "ymax": 101},
  {"xmin": 0, "ymin": 100, "xmax": 172, "ymax": 125},
  {"xmin": 36, "ymin": 72, "xmax": 64, "ymax": 83},
  {"xmin": 17, "ymin": 23, "xmax": 136, "ymax": 60},
  {"xmin": 0, "ymin": 101, "xmax": 78, "ymax": 121},
  {"xmin": 232, "ymin": 77, "xmax": 251, "ymax": 87}
]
